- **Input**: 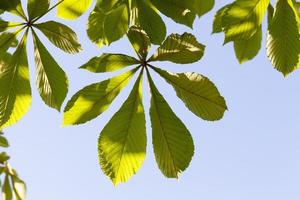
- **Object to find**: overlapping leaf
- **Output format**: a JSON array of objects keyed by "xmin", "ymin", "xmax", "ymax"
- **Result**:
[
  {"xmin": 221, "ymin": 0, "xmax": 270, "ymax": 42},
  {"xmin": 80, "ymin": 54, "xmax": 139, "ymax": 73},
  {"xmin": 150, "ymin": 33, "xmax": 205, "ymax": 64},
  {"xmin": 87, "ymin": 0, "xmax": 215, "ymax": 46}
]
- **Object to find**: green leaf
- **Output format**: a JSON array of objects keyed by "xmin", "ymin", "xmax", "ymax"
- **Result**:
[
  {"xmin": 266, "ymin": 0, "xmax": 300, "ymax": 76},
  {"xmin": 0, "ymin": 19, "xmax": 22, "ymax": 33},
  {"xmin": 0, "ymin": 32, "xmax": 18, "ymax": 52},
  {"xmin": 34, "ymin": 21, "xmax": 81, "ymax": 54},
  {"xmin": 127, "ymin": 26, "xmax": 151, "ymax": 60},
  {"xmin": 0, "ymin": 152, "xmax": 10, "ymax": 163},
  {"xmin": 27, "ymin": 0, "xmax": 49, "ymax": 20},
  {"xmin": 153, "ymin": 67, "xmax": 227, "ymax": 121},
  {"xmin": 150, "ymin": 0, "xmax": 196, "ymax": 28},
  {"xmin": 194, "ymin": 0, "xmax": 215, "ymax": 17},
  {"xmin": 80, "ymin": 54, "xmax": 139, "ymax": 73},
  {"xmin": 0, "ymin": 0, "xmax": 26, "ymax": 20},
  {"xmin": 293, "ymin": 1, "xmax": 300, "ymax": 17},
  {"xmin": 63, "ymin": 69, "xmax": 138, "ymax": 125},
  {"xmin": 57, "ymin": 0, "xmax": 93, "ymax": 20},
  {"xmin": 99, "ymin": 73, "xmax": 146, "ymax": 185},
  {"xmin": 0, "ymin": 135, "xmax": 9, "ymax": 148},
  {"xmin": 136, "ymin": 0, "xmax": 166, "ymax": 45},
  {"xmin": 212, "ymin": 5, "xmax": 231, "ymax": 33},
  {"xmin": 222, "ymin": 0, "xmax": 270, "ymax": 42},
  {"xmin": 32, "ymin": 31, "xmax": 68, "ymax": 111},
  {"xmin": 103, "ymin": 4, "xmax": 129, "ymax": 45},
  {"xmin": 234, "ymin": 28, "xmax": 262, "ymax": 64},
  {"xmin": 147, "ymin": 71, "xmax": 194, "ymax": 178},
  {"xmin": 267, "ymin": 4, "xmax": 274, "ymax": 24},
  {"xmin": 11, "ymin": 175, "xmax": 26, "ymax": 200},
  {"xmin": 0, "ymin": 34, "xmax": 31, "ymax": 129},
  {"xmin": 2, "ymin": 175, "xmax": 12, "ymax": 200},
  {"xmin": 87, "ymin": 3, "xmax": 129, "ymax": 46},
  {"xmin": 150, "ymin": 33, "xmax": 205, "ymax": 64}
]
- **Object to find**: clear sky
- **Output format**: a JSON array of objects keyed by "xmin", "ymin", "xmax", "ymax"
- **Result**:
[{"xmin": 3, "ymin": 0, "xmax": 300, "ymax": 199}]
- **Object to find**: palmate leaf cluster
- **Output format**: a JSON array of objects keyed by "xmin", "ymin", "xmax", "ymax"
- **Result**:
[
  {"xmin": 0, "ymin": 0, "xmax": 81, "ymax": 129},
  {"xmin": 0, "ymin": 132, "xmax": 26, "ymax": 200},
  {"xmin": 213, "ymin": 0, "xmax": 300, "ymax": 76},
  {"xmin": 56, "ymin": 0, "xmax": 215, "ymax": 45},
  {"xmin": 63, "ymin": 26, "xmax": 227, "ymax": 185},
  {"xmin": 0, "ymin": 0, "xmax": 299, "ymax": 193}
]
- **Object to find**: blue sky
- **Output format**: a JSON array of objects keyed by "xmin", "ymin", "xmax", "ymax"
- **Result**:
[{"xmin": 3, "ymin": 0, "xmax": 300, "ymax": 199}]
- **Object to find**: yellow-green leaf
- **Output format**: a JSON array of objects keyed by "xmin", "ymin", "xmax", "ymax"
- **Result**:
[
  {"xmin": 63, "ymin": 69, "xmax": 138, "ymax": 125},
  {"xmin": 0, "ymin": 34, "xmax": 31, "ymax": 129},
  {"xmin": 99, "ymin": 73, "xmax": 146, "ymax": 185},
  {"xmin": 87, "ymin": 3, "xmax": 129, "ymax": 46},
  {"xmin": 32, "ymin": 31, "xmax": 68, "ymax": 111},
  {"xmin": 103, "ymin": 4, "xmax": 129, "ymax": 45},
  {"xmin": 147, "ymin": 71, "xmax": 194, "ymax": 178},
  {"xmin": 150, "ymin": 0, "xmax": 196, "ymax": 28},
  {"xmin": 150, "ymin": 33, "xmax": 205, "ymax": 64},
  {"xmin": 34, "ymin": 21, "xmax": 81, "ymax": 54},
  {"xmin": 11, "ymin": 175, "xmax": 26, "ymax": 200},
  {"xmin": 222, "ymin": 0, "xmax": 270, "ymax": 42},
  {"xmin": 234, "ymin": 28, "xmax": 262, "ymax": 64},
  {"xmin": 80, "ymin": 54, "xmax": 139, "ymax": 73},
  {"xmin": 57, "ymin": 0, "xmax": 93, "ymax": 20},
  {"xmin": 153, "ymin": 67, "xmax": 227, "ymax": 121},
  {"xmin": 266, "ymin": 0, "xmax": 300, "ymax": 75},
  {"xmin": 136, "ymin": 0, "xmax": 166, "ymax": 45}
]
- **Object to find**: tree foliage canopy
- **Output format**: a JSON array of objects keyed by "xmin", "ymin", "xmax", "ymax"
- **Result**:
[{"xmin": 0, "ymin": 0, "xmax": 299, "ymax": 197}]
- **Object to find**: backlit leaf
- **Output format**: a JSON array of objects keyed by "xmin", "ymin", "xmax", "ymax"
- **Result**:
[
  {"xmin": 57, "ymin": 0, "xmax": 93, "ymax": 20},
  {"xmin": 150, "ymin": 33, "xmax": 205, "ymax": 64},
  {"xmin": 153, "ymin": 67, "xmax": 227, "ymax": 121},
  {"xmin": 32, "ymin": 31, "xmax": 68, "ymax": 111},
  {"xmin": 80, "ymin": 54, "xmax": 139, "ymax": 73},
  {"xmin": 99, "ymin": 73, "xmax": 146, "ymax": 185},
  {"xmin": 63, "ymin": 69, "xmax": 138, "ymax": 125},
  {"xmin": 148, "ymin": 71, "xmax": 194, "ymax": 178},
  {"xmin": 0, "ymin": 34, "xmax": 31, "ymax": 129},
  {"xmin": 2, "ymin": 175, "xmax": 12, "ymax": 200},
  {"xmin": 27, "ymin": 0, "xmax": 50, "ymax": 20},
  {"xmin": 234, "ymin": 28, "xmax": 262, "ymax": 64},
  {"xmin": 194, "ymin": 0, "xmax": 215, "ymax": 17},
  {"xmin": 222, "ymin": 0, "xmax": 270, "ymax": 42},
  {"xmin": 136, "ymin": 0, "xmax": 166, "ymax": 44},
  {"xmin": 34, "ymin": 21, "xmax": 81, "ymax": 54},
  {"xmin": 127, "ymin": 26, "xmax": 151, "ymax": 59},
  {"xmin": 266, "ymin": 0, "xmax": 300, "ymax": 75},
  {"xmin": 150, "ymin": 0, "xmax": 196, "ymax": 28},
  {"xmin": 0, "ymin": 0, "xmax": 26, "ymax": 19}
]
